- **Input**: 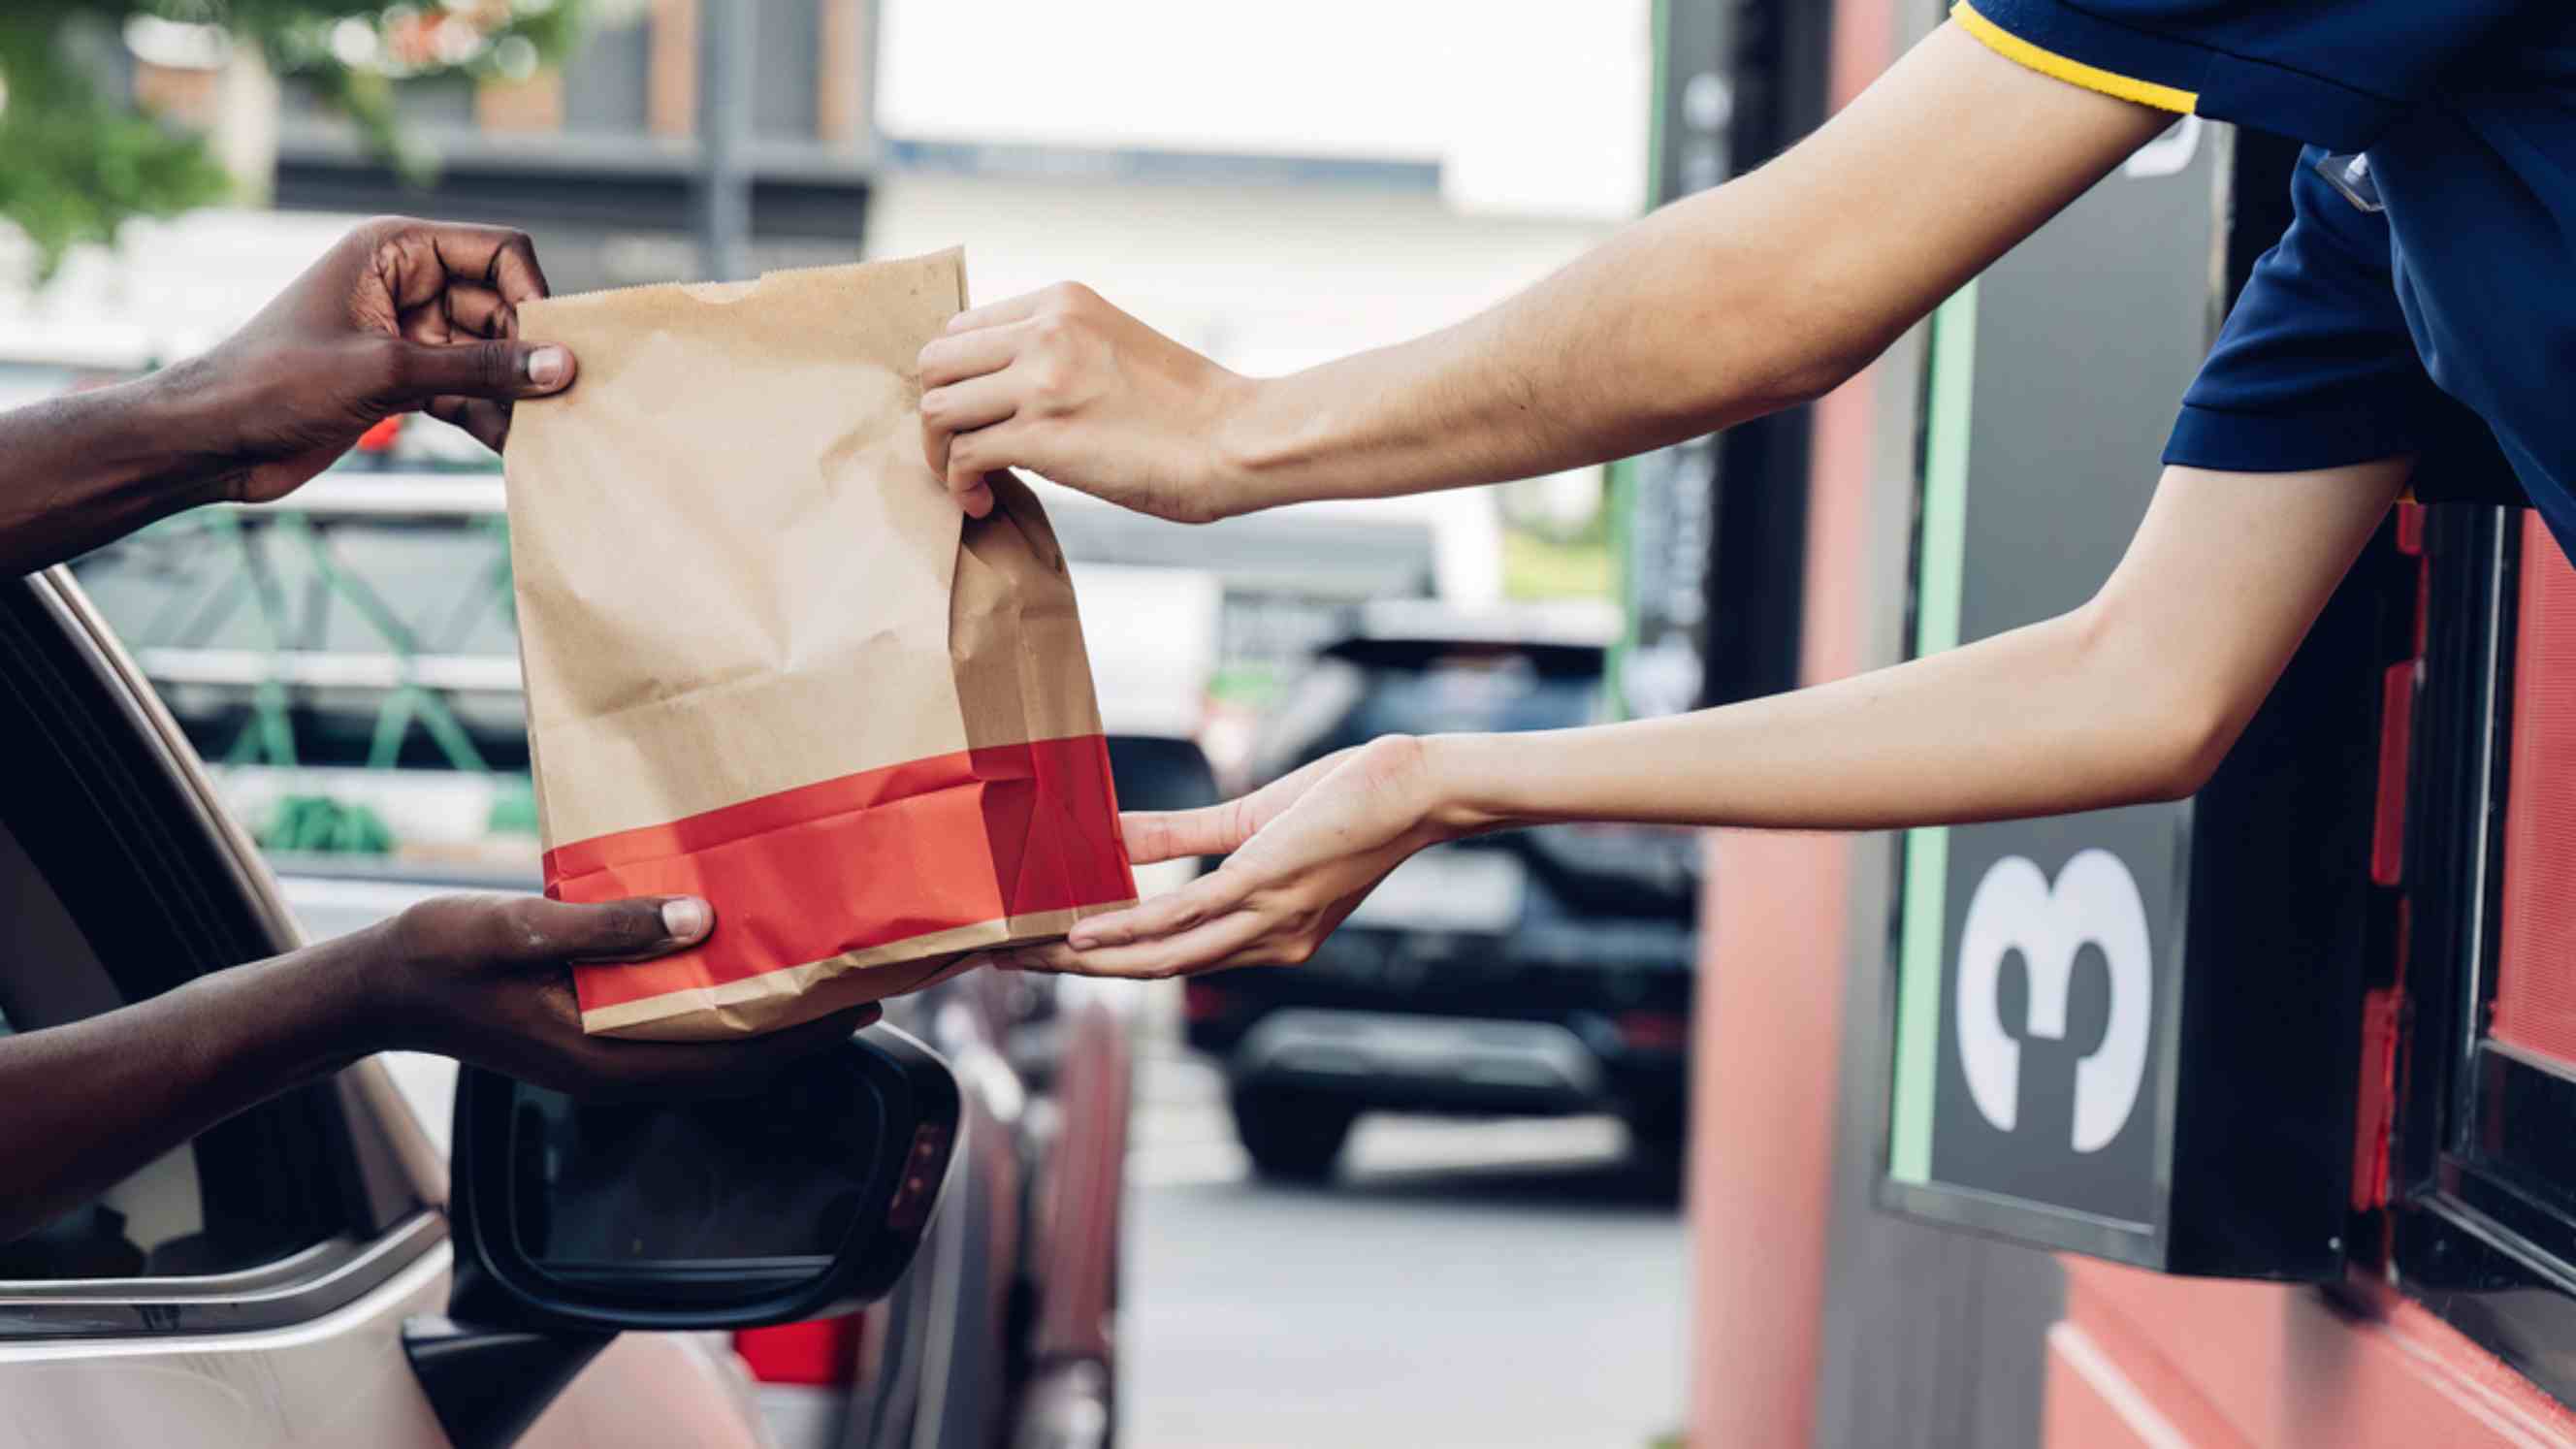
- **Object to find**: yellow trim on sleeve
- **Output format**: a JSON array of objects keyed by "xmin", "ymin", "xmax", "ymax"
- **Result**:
[{"xmin": 1951, "ymin": 1, "xmax": 2198, "ymax": 115}]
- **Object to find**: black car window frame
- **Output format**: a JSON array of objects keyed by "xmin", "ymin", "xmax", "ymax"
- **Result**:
[{"xmin": 0, "ymin": 573, "xmax": 432, "ymax": 1333}]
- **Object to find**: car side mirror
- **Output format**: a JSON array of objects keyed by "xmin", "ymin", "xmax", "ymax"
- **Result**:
[{"xmin": 443, "ymin": 1023, "xmax": 959, "ymax": 1333}]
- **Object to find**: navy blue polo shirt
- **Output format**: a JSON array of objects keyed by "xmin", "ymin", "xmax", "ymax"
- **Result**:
[{"xmin": 1954, "ymin": 1, "xmax": 2576, "ymax": 559}]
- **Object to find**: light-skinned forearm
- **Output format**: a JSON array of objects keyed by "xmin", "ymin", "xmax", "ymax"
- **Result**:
[
  {"xmin": 1213, "ymin": 24, "xmax": 2170, "ymax": 515},
  {"xmin": 1433, "ymin": 606, "xmax": 2205, "ymax": 835},
  {"xmin": 1430, "ymin": 461, "xmax": 2412, "ymax": 836}
]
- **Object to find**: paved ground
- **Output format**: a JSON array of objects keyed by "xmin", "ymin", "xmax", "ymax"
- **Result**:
[{"xmin": 1120, "ymin": 1042, "xmax": 1689, "ymax": 1449}]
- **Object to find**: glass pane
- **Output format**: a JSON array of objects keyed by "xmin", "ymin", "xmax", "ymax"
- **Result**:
[
  {"xmin": 2492, "ymin": 514, "xmax": 2576, "ymax": 1064},
  {"xmin": 0, "ymin": 820, "xmax": 211, "ymax": 1279},
  {"xmin": 509, "ymin": 1053, "xmax": 885, "ymax": 1271}
]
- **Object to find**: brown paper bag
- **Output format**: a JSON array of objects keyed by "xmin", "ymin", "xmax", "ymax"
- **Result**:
[{"xmin": 503, "ymin": 248, "xmax": 1137, "ymax": 1041}]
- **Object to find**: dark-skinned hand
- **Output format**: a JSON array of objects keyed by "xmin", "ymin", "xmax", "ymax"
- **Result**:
[
  {"xmin": 184, "ymin": 216, "xmax": 578, "ymax": 501},
  {"xmin": 0, "ymin": 216, "xmax": 587, "ymax": 576},
  {"xmin": 0, "ymin": 890, "xmax": 885, "ymax": 1243},
  {"xmin": 356, "ymin": 893, "xmax": 883, "ymax": 1102}
]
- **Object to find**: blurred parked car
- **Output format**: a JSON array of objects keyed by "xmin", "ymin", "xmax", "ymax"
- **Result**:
[{"xmin": 1184, "ymin": 602, "xmax": 1699, "ymax": 1181}]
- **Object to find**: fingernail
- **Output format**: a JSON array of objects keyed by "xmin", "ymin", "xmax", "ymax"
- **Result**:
[
  {"xmin": 1068, "ymin": 927, "xmax": 1103, "ymax": 950},
  {"xmin": 661, "ymin": 897, "xmax": 711, "ymax": 941},
  {"xmin": 524, "ymin": 345, "xmax": 569, "ymax": 387}
]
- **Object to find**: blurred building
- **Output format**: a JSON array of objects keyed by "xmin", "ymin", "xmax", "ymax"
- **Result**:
[
  {"xmin": 98, "ymin": 2, "xmax": 1654, "ymax": 625},
  {"xmin": 157, "ymin": 1, "xmax": 883, "ymax": 294},
  {"xmin": 14, "ymin": 3, "xmax": 1660, "ymax": 870}
]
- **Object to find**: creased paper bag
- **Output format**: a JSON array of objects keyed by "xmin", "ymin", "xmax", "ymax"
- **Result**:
[{"xmin": 503, "ymin": 248, "xmax": 1137, "ymax": 1041}]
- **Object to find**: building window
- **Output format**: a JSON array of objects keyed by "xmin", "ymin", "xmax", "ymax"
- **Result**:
[{"xmin": 2394, "ymin": 508, "xmax": 2576, "ymax": 1409}]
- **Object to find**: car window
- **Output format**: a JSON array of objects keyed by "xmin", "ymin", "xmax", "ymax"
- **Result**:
[
  {"xmin": 0, "ymin": 819, "xmax": 330, "ymax": 1280},
  {"xmin": 63, "ymin": 472, "xmax": 546, "ymax": 1208},
  {"xmin": 0, "ymin": 582, "xmax": 348, "ymax": 1288}
]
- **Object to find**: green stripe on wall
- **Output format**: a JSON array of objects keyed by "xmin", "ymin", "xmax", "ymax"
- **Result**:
[{"xmin": 1888, "ymin": 280, "xmax": 1979, "ymax": 1184}]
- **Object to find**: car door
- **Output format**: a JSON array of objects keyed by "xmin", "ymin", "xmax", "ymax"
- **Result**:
[
  {"xmin": 0, "ymin": 571, "xmax": 768, "ymax": 1449},
  {"xmin": 0, "ymin": 570, "xmax": 467, "ymax": 1446}
]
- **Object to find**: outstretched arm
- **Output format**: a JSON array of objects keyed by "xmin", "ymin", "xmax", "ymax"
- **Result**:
[
  {"xmin": 997, "ymin": 461, "xmax": 2409, "ymax": 978},
  {"xmin": 919, "ymin": 22, "xmax": 2174, "ymax": 522},
  {"xmin": 0, "ymin": 217, "xmax": 577, "ymax": 577},
  {"xmin": 1, "ymin": 893, "xmax": 878, "ymax": 1244}
]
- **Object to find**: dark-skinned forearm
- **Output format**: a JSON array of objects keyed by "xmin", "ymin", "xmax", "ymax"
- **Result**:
[
  {"xmin": 0, "ymin": 937, "xmax": 375, "ymax": 1243},
  {"xmin": 0, "ymin": 359, "xmax": 244, "ymax": 578}
]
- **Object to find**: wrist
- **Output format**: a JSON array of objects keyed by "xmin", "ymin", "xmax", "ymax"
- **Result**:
[
  {"xmin": 274, "ymin": 933, "xmax": 401, "ymax": 1063},
  {"xmin": 133, "ymin": 356, "xmax": 259, "ymax": 507},
  {"xmin": 1208, "ymin": 373, "xmax": 1300, "ymax": 521},
  {"xmin": 1416, "ymin": 732, "xmax": 1514, "ymax": 838}
]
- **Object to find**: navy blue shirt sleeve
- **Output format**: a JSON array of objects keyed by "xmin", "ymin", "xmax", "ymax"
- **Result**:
[
  {"xmin": 1953, "ymin": 0, "xmax": 2527, "ymax": 150},
  {"xmin": 2163, "ymin": 148, "xmax": 2518, "ymax": 503}
]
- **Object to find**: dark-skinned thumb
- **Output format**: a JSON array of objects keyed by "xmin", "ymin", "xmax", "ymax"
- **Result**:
[{"xmin": 382, "ymin": 338, "xmax": 575, "ymax": 404}]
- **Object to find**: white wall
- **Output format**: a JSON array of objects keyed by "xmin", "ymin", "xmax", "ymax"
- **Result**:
[{"xmin": 876, "ymin": 0, "xmax": 1655, "ymax": 222}]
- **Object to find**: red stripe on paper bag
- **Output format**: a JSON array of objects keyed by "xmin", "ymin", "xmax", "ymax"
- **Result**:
[{"xmin": 547, "ymin": 734, "xmax": 1133, "ymax": 1013}]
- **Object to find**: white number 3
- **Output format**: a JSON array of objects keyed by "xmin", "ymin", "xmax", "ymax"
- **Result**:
[{"xmin": 1954, "ymin": 850, "xmax": 2153, "ymax": 1153}]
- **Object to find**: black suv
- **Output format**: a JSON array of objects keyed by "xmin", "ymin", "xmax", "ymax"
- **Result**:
[{"xmin": 1184, "ymin": 611, "xmax": 1699, "ymax": 1180}]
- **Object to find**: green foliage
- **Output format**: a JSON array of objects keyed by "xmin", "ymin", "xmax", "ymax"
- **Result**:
[
  {"xmin": 260, "ymin": 792, "xmax": 396, "ymax": 853},
  {"xmin": 0, "ymin": 2, "xmax": 599, "ymax": 279}
]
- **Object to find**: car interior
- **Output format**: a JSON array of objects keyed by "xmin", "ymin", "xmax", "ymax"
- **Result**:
[
  {"xmin": 0, "ymin": 818, "xmax": 217, "ymax": 1278},
  {"xmin": 0, "ymin": 578, "xmax": 350, "ymax": 1281}
]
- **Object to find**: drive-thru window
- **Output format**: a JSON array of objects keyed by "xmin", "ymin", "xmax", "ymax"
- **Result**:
[{"xmin": 1677, "ymin": 1, "xmax": 2576, "ymax": 1443}]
